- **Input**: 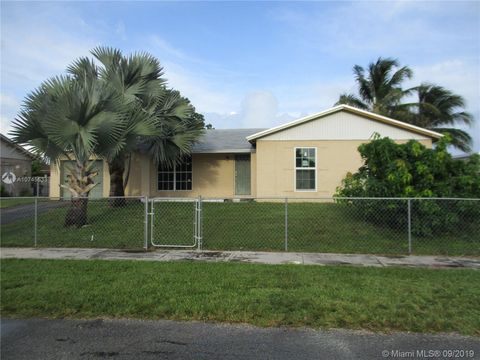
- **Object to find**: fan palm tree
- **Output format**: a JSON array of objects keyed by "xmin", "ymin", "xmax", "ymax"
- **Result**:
[
  {"xmin": 82, "ymin": 47, "xmax": 205, "ymax": 205},
  {"xmin": 140, "ymin": 89, "xmax": 205, "ymax": 166},
  {"xmin": 10, "ymin": 74, "xmax": 125, "ymax": 227},
  {"xmin": 68, "ymin": 47, "xmax": 164, "ymax": 205},
  {"xmin": 407, "ymin": 83, "xmax": 474, "ymax": 152},
  {"xmin": 335, "ymin": 57, "xmax": 413, "ymax": 117},
  {"xmin": 12, "ymin": 46, "xmax": 205, "ymax": 222}
]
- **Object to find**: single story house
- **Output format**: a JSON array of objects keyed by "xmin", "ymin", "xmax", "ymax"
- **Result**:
[
  {"xmin": 49, "ymin": 105, "xmax": 442, "ymax": 199},
  {"xmin": 1, "ymin": 133, "xmax": 36, "ymax": 196}
]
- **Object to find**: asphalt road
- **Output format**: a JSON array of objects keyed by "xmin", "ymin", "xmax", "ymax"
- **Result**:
[
  {"xmin": 1, "ymin": 318, "xmax": 479, "ymax": 360},
  {"xmin": 0, "ymin": 201, "xmax": 67, "ymax": 225}
]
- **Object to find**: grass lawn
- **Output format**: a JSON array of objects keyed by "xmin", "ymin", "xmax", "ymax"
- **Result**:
[
  {"xmin": 1, "ymin": 259, "xmax": 479, "ymax": 335},
  {"xmin": 150, "ymin": 201, "xmax": 479, "ymax": 255},
  {"xmin": 0, "ymin": 197, "xmax": 36, "ymax": 209},
  {"xmin": 1, "ymin": 199, "xmax": 145, "ymax": 249},
  {"xmin": 1, "ymin": 199, "xmax": 479, "ymax": 256}
]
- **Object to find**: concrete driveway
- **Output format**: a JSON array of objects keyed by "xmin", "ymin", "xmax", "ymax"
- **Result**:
[
  {"xmin": 0, "ymin": 201, "xmax": 67, "ymax": 225},
  {"xmin": 1, "ymin": 318, "xmax": 479, "ymax": 360}
]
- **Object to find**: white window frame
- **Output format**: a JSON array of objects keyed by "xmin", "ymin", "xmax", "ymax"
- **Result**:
[
  {"xmin": 157, "ymin": 157, "xmax": 193, "ymax": 192},
  {"xmin": 294, "ymin": 147, "xmax": 317, "ymax": 192}
]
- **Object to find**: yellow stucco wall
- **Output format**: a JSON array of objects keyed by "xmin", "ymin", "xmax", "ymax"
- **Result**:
[
  {"xmin": 124, "ymin": 152, "xmax": 145, "ymax": 196},
  {"xmin": 49, "ymin": 158, "xmax": 110, "ymax": 198},
  {"xmin": 147, "ymin": 153, "xmax": 237, "ymax": 198},
  {"xmin": 49, "ymin": 162, "xmax": 61, "ymax": 197},
  {"xmin": 250, "ymin": 151, "xmax": 257, "ymax": 198},
  {"xmin": 49, "ymin": 153, "xmax": 241, "ymax": 198},
  {"xmin": 49, "ymin": 138, "xmax": 432, "ymax": 199},
  {"xmin": 255, "ymin": 139, "xmax": 432, "ymax": 198}
]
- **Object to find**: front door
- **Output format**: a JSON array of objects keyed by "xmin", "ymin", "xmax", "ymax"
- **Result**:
[{"xmin": 235, "ymin": 154, "xmax": 251, "ymax": 196}]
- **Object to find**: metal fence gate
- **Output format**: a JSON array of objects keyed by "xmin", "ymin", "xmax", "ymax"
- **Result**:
[{"xmin": 149, "ymin": 198, "xmax": 202, "ymax": 249}]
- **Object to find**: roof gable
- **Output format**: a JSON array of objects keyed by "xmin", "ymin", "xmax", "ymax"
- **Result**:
[
  {"xmin": 246, "ymin": 105, "xmax": 443, "ymax": 142},
  {"xmin": 0, "ymin": 133, "xmax": 36, "ymax": 160}
]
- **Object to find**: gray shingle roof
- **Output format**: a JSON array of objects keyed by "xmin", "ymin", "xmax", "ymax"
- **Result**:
[
  {"xmin": 192, "ymin": 129, "xmax": 266, "ymax": 153},
  {"xmin": 0, "ymin": 133, "xmax": 37, "ymax": 159}
]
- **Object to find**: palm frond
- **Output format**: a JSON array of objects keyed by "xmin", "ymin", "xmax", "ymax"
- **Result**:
[
  {"xmin": 91, "ymin": 46, "xmax": 123, "ymax": 68},
  {"xmin": 67, "ymin": 57, "xmax": 98, "ymax": 82},
  {"xmin": 335, "ymin": 93, "xmax": 369, "ymax": 110},
  {"xmin": 388, "ymin": 65, "xmax": 413, "ymax": 88},
  {"xmin": 430, "ymin": 127, "xmax": 472, "ymax": 152}
]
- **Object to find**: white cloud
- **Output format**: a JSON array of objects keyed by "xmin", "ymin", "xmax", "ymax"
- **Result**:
[
  {"xmin": 161, "ymin": 61, "xmax": 238, "ymax": 115},
  {"xmin": 0, "ymin": 94, "xmax": 20, "ymax": 136},
  {"xmin": 1, "ymin": 1, "xmax": 478, "ymax": 154},
  {"xmin": 0, "ymin": 116, "xmax": 14, "ymax": 135},
  {"xmin": 408, "ymin": 59, "xmax": 480, "ymax": 153},
  {"xmin": 149, "ymin": 35, "xmax": 190, "ymax": 62},
  {"xmin": 1, "ymin": 25, "xmax": 97, "ymax": 88},
  {"xmin": 147, "ymin": 38, "xmax": 293, "ymax": 128},
  {"xmin": 142, "ymin": 35, "xmax": 249, "ymax": 116},
  {"xmin": 409, "ymin": 60, "xmax": 479, "ymax": 110},
  {"xmin": 271, "ymin": 1, "xmax": 478, "ymax": 58},
  {"xmin": 0, "ymin": 94, "xmax": 19, "ymax": 109},
  {"xmin": 273, "ymin": 78, "xmax": 355, "ymax": 115},
  {"xmin": 201, "ymin": 78, "xmax": 356, "ymax": 129},
  {"xmin": 116, "ymin": 21, "xmax": 127, "ymax": 42},
  {"xmin": 204, "ymin": 91, "xmax": 296, "ymax": 129},
  {"xmin": 1, "ymin": 3, "xmax": 99, "ymax": 87},
  {"xmin": 1, "ymin": 4, "xmax": 99, "ymax": 134},
  {"xmin": 240, "ymin": 91, "xmax": 278, "ymax": 127}
]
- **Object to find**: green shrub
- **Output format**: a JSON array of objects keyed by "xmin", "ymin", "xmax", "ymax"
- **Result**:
[{"xmin": 336, "ymin": 135, "xmax": 480, "ymax": 236}]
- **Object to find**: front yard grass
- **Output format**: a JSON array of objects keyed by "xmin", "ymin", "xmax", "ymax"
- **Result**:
[
  {"xmin": 1, "ymin": 199, "xmax": 479, "ymax": 256},
  {"xmin": 1, "ymin": 259, "xmax": 479, "ymax": 335},
  {"xmin": 1, "ymin": 199, "xmax": 145, "ymax": 249}
]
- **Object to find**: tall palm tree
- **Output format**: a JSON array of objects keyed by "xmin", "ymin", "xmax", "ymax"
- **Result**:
[
  {"xmin": 336, "ymin": 57, "xmax": 474, "ymax": 152},
  {"xmin": 140, "ymin": 89, "xmax": 205, "ymax": 166},
  {"xmin": 408, "ymin": 83, "xmax": 474, "ymax": 152},
  {"xmin": 13, "ymin": 46, "xmax": 205, "ymax": 221},
  {"xmin": 69, "ymin": 47, "xmax": 164, "ymax": 205},
  {"xmin": 10, "ymin": 74, "xmax": 124, "ymax": 227},
  {"xmin": 336, "ymin": 57, "xmax": 413, "ymax": 117},
  {"xmin": 82, "ymin": 47, "xmax": 204, "ymax": 205}
]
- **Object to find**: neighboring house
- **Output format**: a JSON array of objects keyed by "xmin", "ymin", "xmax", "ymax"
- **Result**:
[
  {"xmin": 49, "ymin": 105, "xmax": 442, "ymax": 199},
  {"xmin": 0, "ymin": 133, "xmax": 35, "ymax": 196}
]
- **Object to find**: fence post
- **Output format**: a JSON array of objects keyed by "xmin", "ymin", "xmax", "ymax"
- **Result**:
[
  {"xmin": 284, "ymin": 197, "xmax": 288, "ymax": 251},
  {"xmin": 34, "ymin": 197, "xmax": 38, "ymax": 247},
  {"xmin": 407, "ymin": 198, "xmax": 412, "ymax": 255},
  {"xmin": 197, "ymin": 195, "xmax": 203, "ymax": 251},
  {"xmin": 144, "ymin": 196, "xmax": 149, "ymax": 251}
]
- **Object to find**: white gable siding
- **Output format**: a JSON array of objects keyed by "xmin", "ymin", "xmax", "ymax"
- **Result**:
[{"xmin": 261, "ymin": 111, "xmax": 429, "ymax": 141}]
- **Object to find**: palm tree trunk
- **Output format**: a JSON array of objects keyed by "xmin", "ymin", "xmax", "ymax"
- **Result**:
[
  {"xmin": 63, "ymin": 160, "xmax": 95, "ymax": 228},
  {"xmin": 109, "ymin": 157, "xmax": 126, "ymax": 207},
  {"xmin": 64, "ymin": 197, "xmax": 88, "ymax": 227}
]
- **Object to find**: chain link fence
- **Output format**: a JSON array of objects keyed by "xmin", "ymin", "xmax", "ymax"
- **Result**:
[
  {"xmin": 1, "ymin": 196, "xmax": 146, "ymax": 249},
  {"xmin": 1, "ymin": 196, "xmax": 479, "ymax": 256}
]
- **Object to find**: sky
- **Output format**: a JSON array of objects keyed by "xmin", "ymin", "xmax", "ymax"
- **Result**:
[{"xmin": 1, "ymin": 1, "xmax": 479, "ymax": 154}]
